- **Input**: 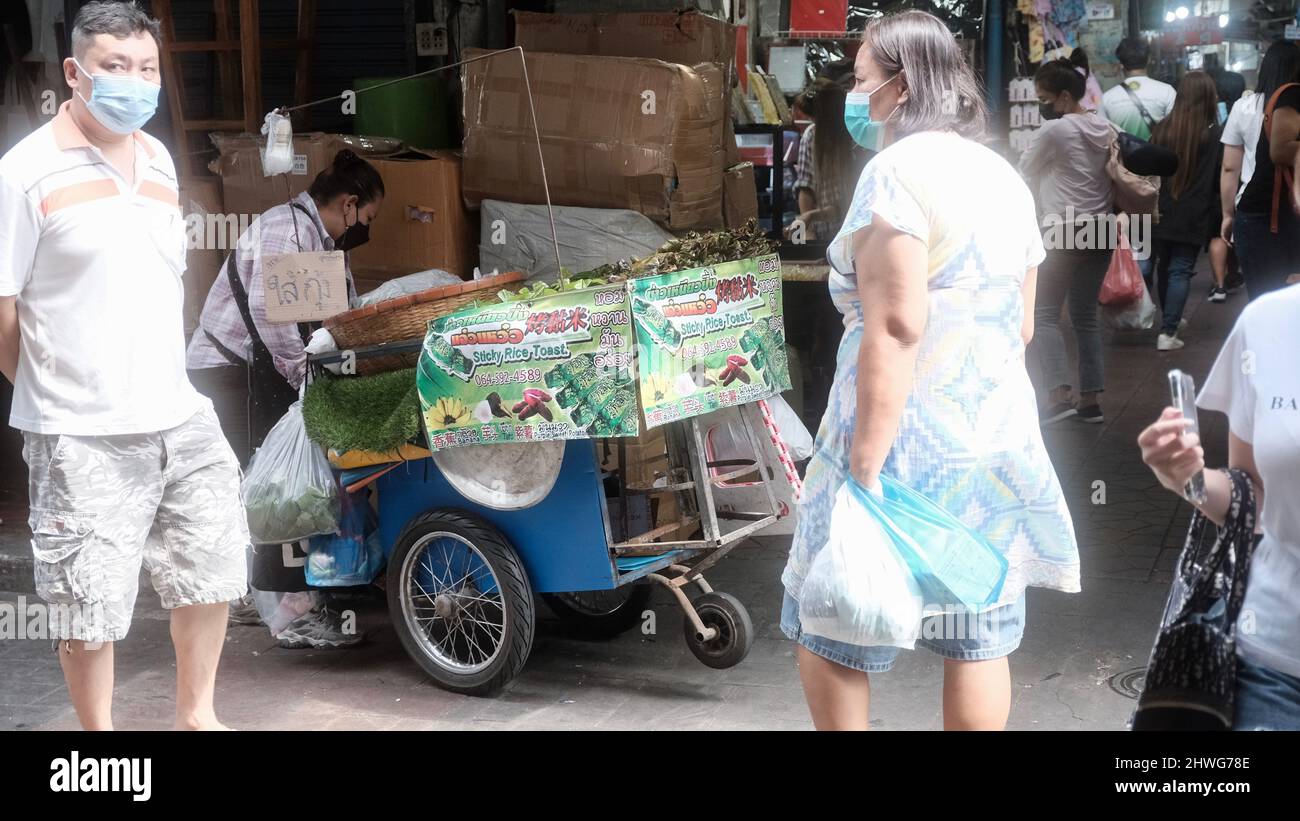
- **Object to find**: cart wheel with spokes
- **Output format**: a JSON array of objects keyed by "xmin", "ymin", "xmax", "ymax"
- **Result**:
[
  {"xmin": 682, "ymin": 591, "xmax": 753, "ymax": 669},
  {"xmin": 387, "ymin": 509, "xmax": 534, "ymax": 697},
  {"xmin": 542, "ymin": 583, "xmax": 653, "ymax": 639}
]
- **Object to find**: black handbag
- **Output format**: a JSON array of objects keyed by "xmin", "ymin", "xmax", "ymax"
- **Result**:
[
  {"xmin": 1115, "ymin": 130, "xmax": 1179, "ymax": 178},
  {"xmin": 1131, "ymin": 469, "xmax": 1259, "ymax": 730}
]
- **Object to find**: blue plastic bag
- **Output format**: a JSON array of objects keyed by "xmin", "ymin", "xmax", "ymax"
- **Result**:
[
  {"xmin": 306, "ymin": 488, "xmax": 383, "ymax": 587},
  {"xmin": 847, "ymin": 475, "xmax": 1008, "ymax": 611}
]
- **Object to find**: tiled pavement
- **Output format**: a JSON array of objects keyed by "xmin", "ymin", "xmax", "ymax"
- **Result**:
[{"xmin": 0, "ymin": 267, "xmax": 1243, "ymax": 730}]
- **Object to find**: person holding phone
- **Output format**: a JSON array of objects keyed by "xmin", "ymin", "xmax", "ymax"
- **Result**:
[{"xmin": 1138, "ymin": 283, "xmax": 1300, "ymax": 729}]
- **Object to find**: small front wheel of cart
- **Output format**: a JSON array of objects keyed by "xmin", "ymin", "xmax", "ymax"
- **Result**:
[
  {"xmin": 387, "ymin": 509, "xmax": 534, "ymax": 697},
  {"xmin": 682, "ymin": 592, "xmax": 753, "ymax": 669},
  {"xmin": 542, "ymin": 584, "xmax": 653, "ymax": 639}
]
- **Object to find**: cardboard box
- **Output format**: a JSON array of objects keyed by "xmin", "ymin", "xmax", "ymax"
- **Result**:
[
  {"xmin": 179, "ymin": 177, "xmax": 226, "ymax": 339},
  {"xmin": 462, "ymin": 48, "xmax": 725, "ymax": 230},
  {"xmin": 515, "ymin": 11, "xmax": 743, "ymax": 168},
  {"xmin": 722, "ymin": 162, "xmax": 758, "ymax": 229},
  {"xmin": 513, "ymin": 10, "xmax": 736, "ymax": 79},
  {"xmin": 345, "ymin": 150, "xmax": 476, "ymax": 279},
  {"xmin": 209, "ymin": 132, "xmax": 344, "ymax": 220}
]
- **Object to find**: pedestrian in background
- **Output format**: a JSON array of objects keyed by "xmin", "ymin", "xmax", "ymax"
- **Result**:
[
  {"xmin": 1141, "ymin": 71, "xmax": 1223, "ymax": 351},
  {"xmin": 1101, "ymin": 37, "xmax": 1177, "ymax": 140},
  {"xmin": 1228, "ymin": 51, "xmax": 1300, "ymax": 300},
  {"xmin": 791, "ymin": 78, "xmax": 870, "ymax": 241},
  {"xmin": 1020, "ymin": 57, "xmax": 1114, "ymax": 424}
]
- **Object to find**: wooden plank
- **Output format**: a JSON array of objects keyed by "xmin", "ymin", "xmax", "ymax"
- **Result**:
[
  {"xmin": 213, "ymin": 0, "xmax": 241, "ymax": 122},
  {"xmin": 239, "ymin": 0, "xmax": 262, "ymax": 134},
  {"xmin": 292, "ymin": 0, "xmax": 317, "ymax": 129},
  {"xmin": 152, "ymin": 0, "xmax": 194, "ymax": 177}
]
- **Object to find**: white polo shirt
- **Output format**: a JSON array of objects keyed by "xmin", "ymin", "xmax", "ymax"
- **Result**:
[{"xmin": 0, "ymin": 102, "xmax": 205, "ymax": 435}]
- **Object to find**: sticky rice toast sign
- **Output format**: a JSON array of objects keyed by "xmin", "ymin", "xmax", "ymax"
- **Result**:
[
  {"xmin": 631, "ymin": 254, "xmax": 791, "ymax": 429},
  {"xmin": 417, "ymin": 284, "xmax": 638, "ymax": 451}
]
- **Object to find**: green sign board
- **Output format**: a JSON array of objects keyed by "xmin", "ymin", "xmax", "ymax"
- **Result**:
[
  {"xmin": 416, "ymin": 283, "xmax": 638, "ymax": 451},
  {"xmin": 630, "ymin": 254, "xmax": 790, "ymax": 429}
]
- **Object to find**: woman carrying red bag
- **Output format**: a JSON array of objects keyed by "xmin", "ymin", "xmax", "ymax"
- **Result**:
[{"xmin": 1138, "ymin": 71, "xmax": 1224, "ymax": 351}]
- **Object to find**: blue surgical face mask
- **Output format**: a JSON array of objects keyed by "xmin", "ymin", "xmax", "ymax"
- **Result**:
[
  {"xmin": 843, "ymin": 73, "xmax": 900, "ymax": 151},
  {"xmin": 73, "ymin": 58, "xmax": 160, "ymax": 134}
]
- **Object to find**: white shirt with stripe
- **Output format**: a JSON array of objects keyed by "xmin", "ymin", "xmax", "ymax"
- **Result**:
[{"xmin": 0, "ymin": 102, "xmax": 204, "ymax": 435}]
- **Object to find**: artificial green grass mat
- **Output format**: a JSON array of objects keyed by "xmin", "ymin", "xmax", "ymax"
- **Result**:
[{"xmin": 302, "ymin": 368, "xmax": 422, "ymax": 454}]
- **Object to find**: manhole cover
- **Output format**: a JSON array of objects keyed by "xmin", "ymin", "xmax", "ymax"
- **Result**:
[{"xmin": 1109, "ymin": 667, "xmax": 1146, "ymax": 699}]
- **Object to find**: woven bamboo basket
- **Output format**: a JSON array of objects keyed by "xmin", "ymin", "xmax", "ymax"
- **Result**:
[{"xmin": 324, "ymin": 271, "xmax": 527, "ymax": 374}]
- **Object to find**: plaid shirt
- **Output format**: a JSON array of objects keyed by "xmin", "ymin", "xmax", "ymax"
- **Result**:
[
  {"xmin": 186, "ymin": 192, "xmax": 355, "ymax": 388},
  {"xmin": 793, "ymin": 124, "xmax": 865, "ymax": 240}
]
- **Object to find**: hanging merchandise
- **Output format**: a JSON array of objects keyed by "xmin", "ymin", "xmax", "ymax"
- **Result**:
[
  {"xmin": 242, "ymin": 401, "xmax": 341, "ymax": 544},
  {"xmin": 305, "ymin": 487, "xmax": 383, "ymax": 587},
  {"xmin": 261, "ymin": 109, "xmax": 295, "ymax": 176}
]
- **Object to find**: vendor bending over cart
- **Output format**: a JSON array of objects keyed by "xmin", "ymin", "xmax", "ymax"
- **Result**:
[{"xmin": 186, "ymin": 148, "xmax": 385, "ymax": 650}]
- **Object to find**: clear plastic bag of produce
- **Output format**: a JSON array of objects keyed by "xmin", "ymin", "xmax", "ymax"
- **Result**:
[
  {"xmin": 242, "ymin": 401, "xmax": 341, "ymax": 544},
  {"xmin": 798, "ymin": 481, "xmax": 925, "ymax": 648},
  {"xmin": 306, "ymin": 488, "xmax": 383, "ymax": 586}
]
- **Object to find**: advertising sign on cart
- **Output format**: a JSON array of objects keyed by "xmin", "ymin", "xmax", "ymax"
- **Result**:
[
  {"xmin": 417, "ymin": 283, "xmax": 639, "ymax": 451},
  {"xmin": 630, "ymin": 253, "xmax": 791, "ymax": 429}
]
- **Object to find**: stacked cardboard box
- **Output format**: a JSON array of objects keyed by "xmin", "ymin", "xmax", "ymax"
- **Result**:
[
  {"xmin": 346, "ymin": 150, "xmax": 476, "ymax": 279},
  {"xmin": 209, "ymin": 135, "xmax": 476, "ymax": 283},
  {"xmin": 512, "ymin": 9, "xmax": 741, "ymax": 168},
  {"xmin": 462, "ymin": 48, "xmax": 726, "ymax": 231},
  {"xmin": 208, "ymin": 132, "xmax": 345, "ymax": 219}
]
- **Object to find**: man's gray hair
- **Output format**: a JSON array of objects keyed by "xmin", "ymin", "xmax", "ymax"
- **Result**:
[{"xmin": 71, "ymin": 1, "xmax": 162, "ymax": 59}]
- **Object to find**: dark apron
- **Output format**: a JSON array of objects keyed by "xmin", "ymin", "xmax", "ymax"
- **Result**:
[{"xmin": 204, "ymin": 202, "xmax": 321, "ymax": 593}]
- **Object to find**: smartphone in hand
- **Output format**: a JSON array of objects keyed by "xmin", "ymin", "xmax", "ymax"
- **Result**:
[{"xmin": 1168, "ymin": 369, "xmax": 1208, "ymax": 505}]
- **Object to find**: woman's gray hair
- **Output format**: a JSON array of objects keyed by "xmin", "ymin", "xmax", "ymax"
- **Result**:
[
  {"xmin": 863, "ymin": 11, "xmax": 987, "ymax": 141},
  {"xmin": 71, "ymin": 1, "xmax": 162, "ymax": 59}
]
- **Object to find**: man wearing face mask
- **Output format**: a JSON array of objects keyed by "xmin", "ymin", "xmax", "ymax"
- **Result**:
[
  {"xmin": 0, "ymin": 1, "xmax": 248, "ymax": 730},
  {"xmin": 186, "ymin": 149, "xmax": 384, "ymax": 649}
]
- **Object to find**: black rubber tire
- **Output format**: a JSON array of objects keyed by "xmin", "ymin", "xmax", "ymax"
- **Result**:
[
  {"xmin": 542, "ymin": 583, "xmax": 654, "ymax": 639},
  {"xmin": 387, "ymin": 508, "xmax": 534, "ymax": 697},
  {"xmin": 682, "ymin": 591, "xmax": 754, "ymax": 669}
]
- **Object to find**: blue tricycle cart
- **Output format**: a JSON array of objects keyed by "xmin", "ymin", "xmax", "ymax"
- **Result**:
[{"xmin": 312, "ymin": 343, "xmax": 786, "ymax": 696}]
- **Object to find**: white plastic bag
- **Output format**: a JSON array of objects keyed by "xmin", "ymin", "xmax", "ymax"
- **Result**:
[
  {"xmin": 241, "ymin": 401, "xmax": 340, "ymax": 544},
  {"xmin": 351, "ymin": 269, "xmax": 462, "ymax": 308},
  {"xmin": 1102, "ymin": 280, "xmax": 1158, "ymax": 330},
  {"xmin": 798, "ymin": 482, "xmax": 924, "ymax": 649},
  {"xmin": 260, "ymin": 110, "xmax": 294, "ymax": 176},
  {"xmin": 766, "ymin": 394, "xmax": 814, "ymax": 460}
]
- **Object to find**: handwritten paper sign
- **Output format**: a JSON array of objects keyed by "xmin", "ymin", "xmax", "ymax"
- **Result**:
[{"xmin": 262, "ymin": 251, "xmax": 347, "ymax": 323}]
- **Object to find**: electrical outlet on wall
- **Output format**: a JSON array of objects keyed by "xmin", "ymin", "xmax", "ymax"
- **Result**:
[
  {"xmin": 429, "ymin": 25, "xmax": 448, "ymax": 57},
  {"xmin": 416, "ymin": 22, "xmax": 436, "ymax": 57}
]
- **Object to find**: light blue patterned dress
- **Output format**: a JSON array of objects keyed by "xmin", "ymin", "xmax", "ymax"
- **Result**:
[{"xmin": 781, "ymin": 132, "xmax": 1080, "ymax": 655}]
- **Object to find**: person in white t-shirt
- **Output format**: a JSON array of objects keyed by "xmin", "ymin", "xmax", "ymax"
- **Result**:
[
  {"xmin": 0, "ymin": 1, "xmax": 247, "ymax": 730},
  {"xmin": 1100, "ymin": 38, "xmax": 1177, "ymax": 141},
  {"xmin": 1214, "ymin": 42, "xmax": 1300, "ymax": 302},
  {"xmin": 1139, "ymin": 285, "xmax": 1300, "ymax": 730}
]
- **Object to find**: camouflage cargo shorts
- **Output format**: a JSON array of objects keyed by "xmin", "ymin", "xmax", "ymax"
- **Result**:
[{"xmin": 22, "ymin": 403, "xmax": 249, "ymax": 643}]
